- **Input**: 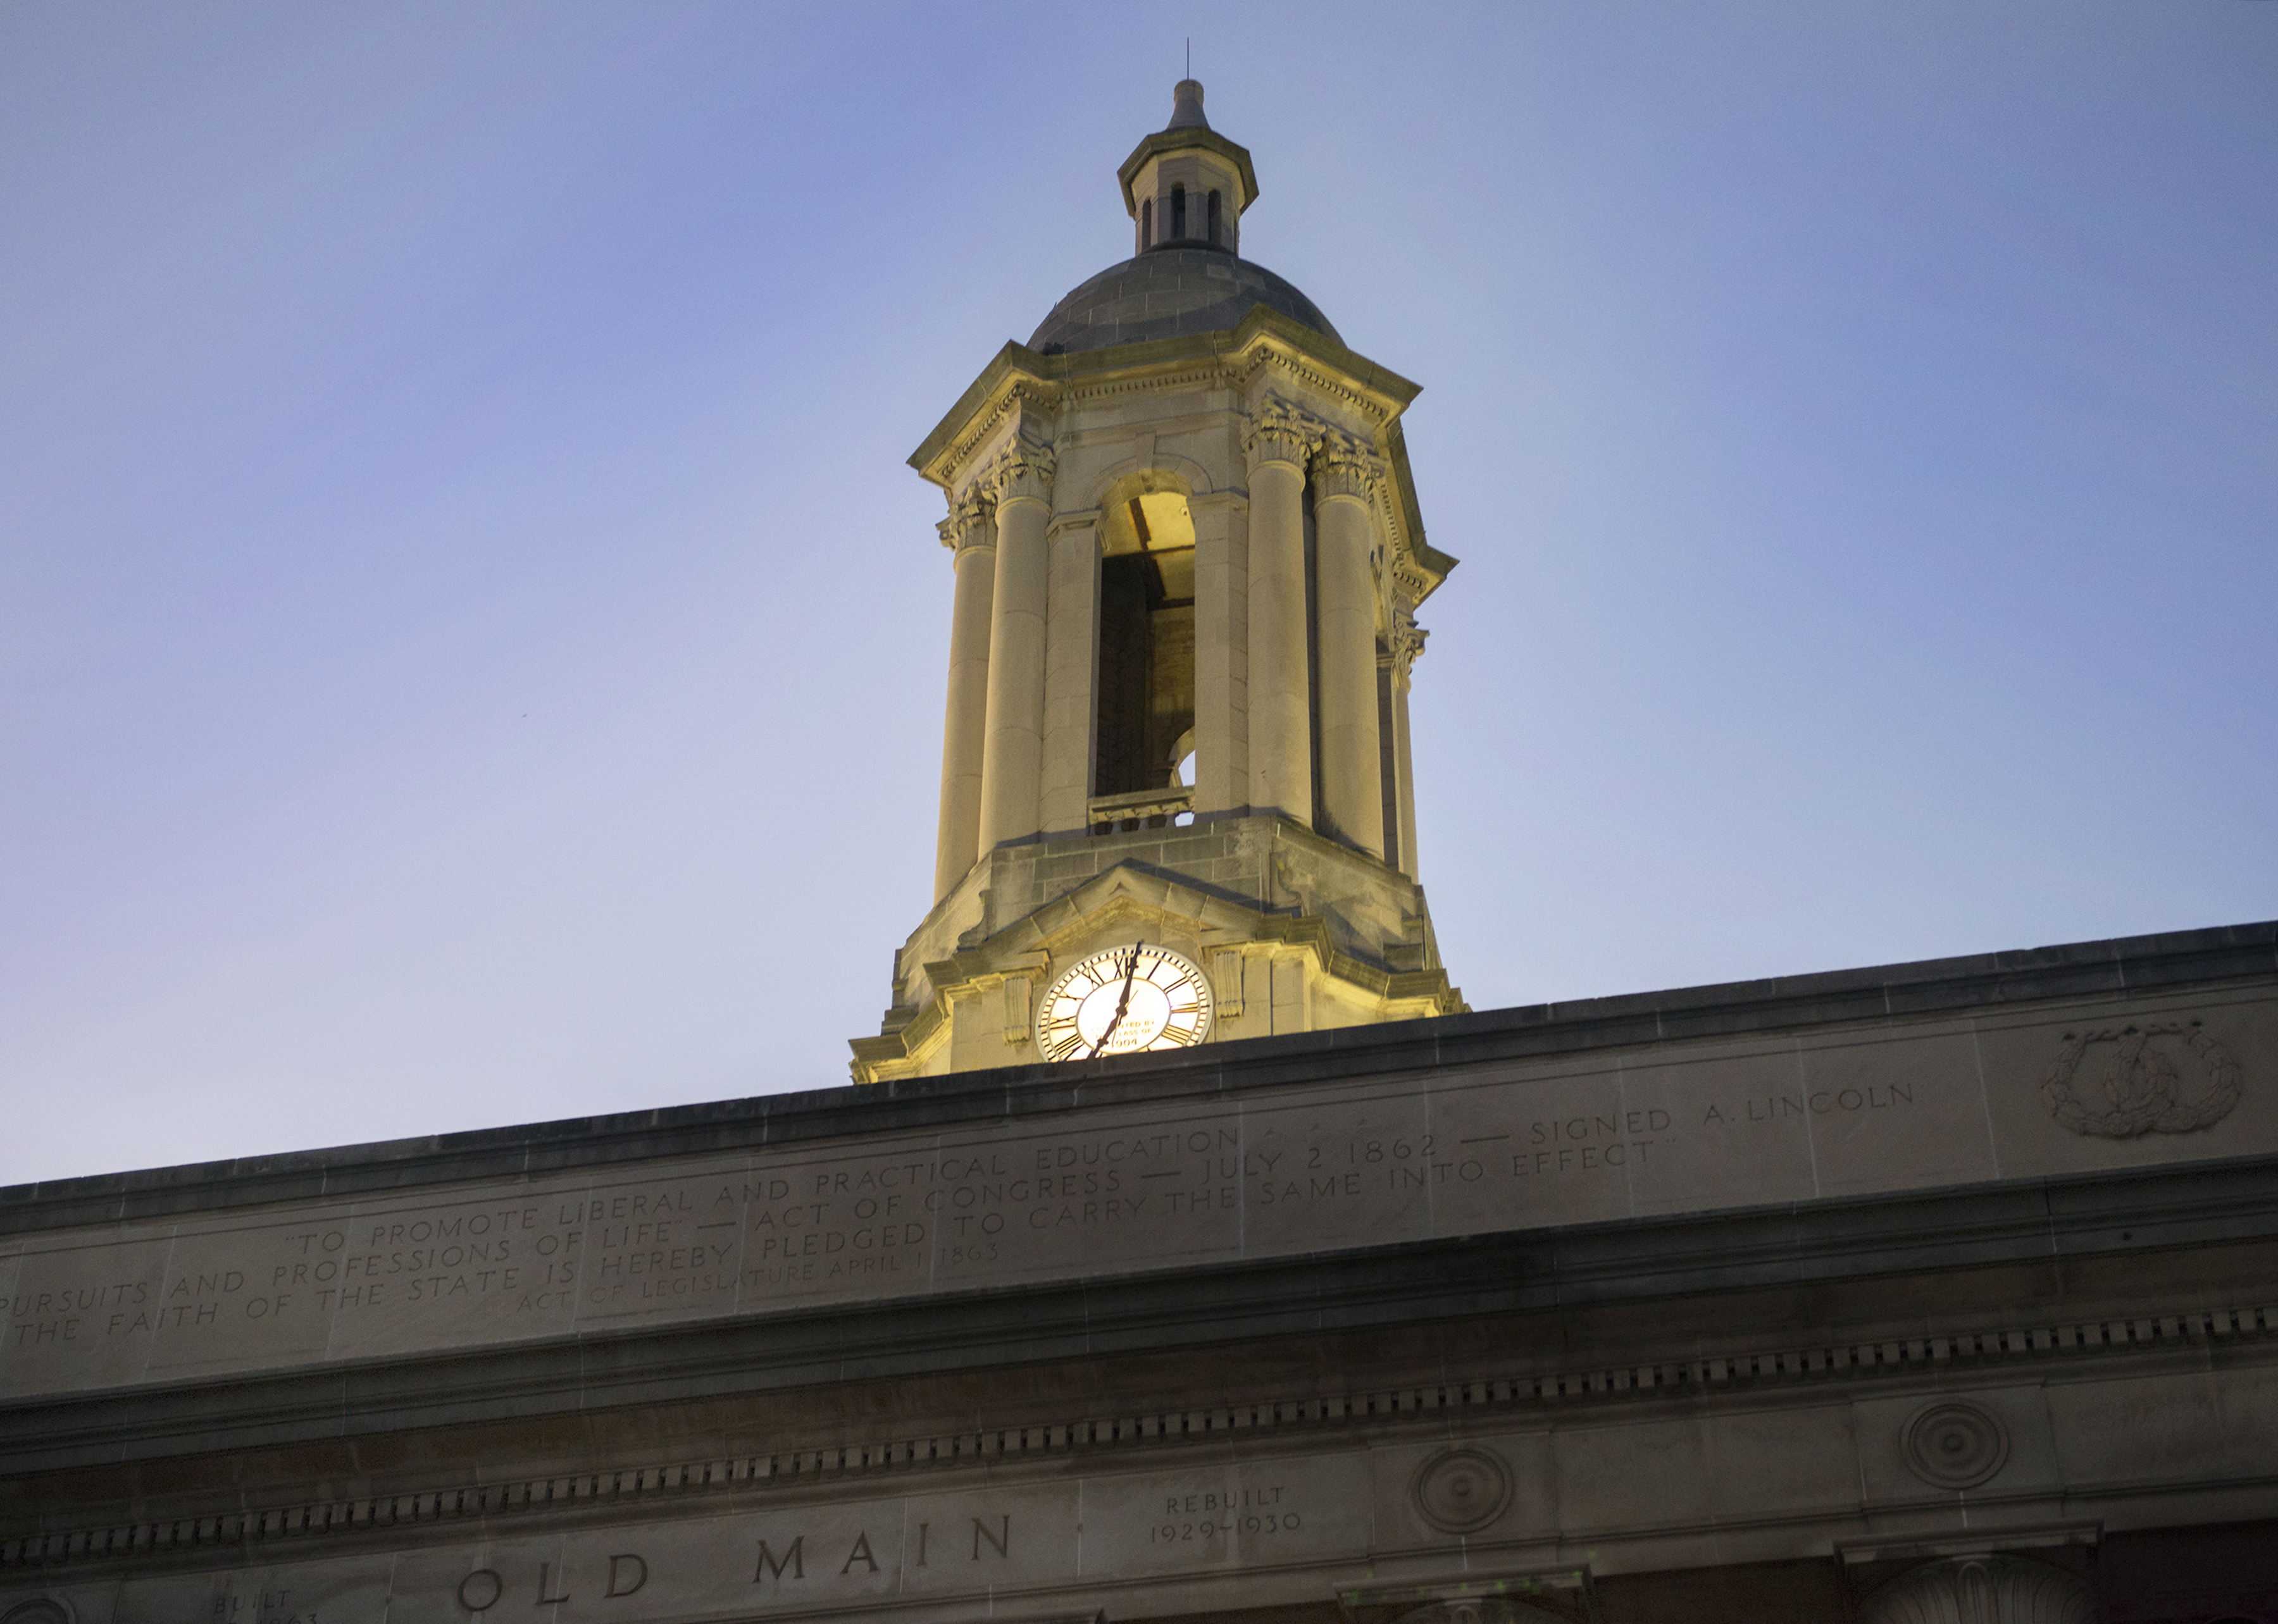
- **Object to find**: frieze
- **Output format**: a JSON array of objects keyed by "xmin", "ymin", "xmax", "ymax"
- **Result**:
[
  {"xmin": 0, "ymin": 1461, "xmax": 1377, "ymax": 1624},
  {"xmin": 3, "ymin": 1370, "xmax": 2261, "ymax": 1624},
  {"xmin": 1056, "ymin": 363, "xmax": 1248, "ymax": 408},
  {"xmin": 0, "ymin": 991, "xmax": 2269, "ymax": 1399},
  {"xmin": 4, "ymin": 1299, "xmax": 2270, "ymax": 1578}
]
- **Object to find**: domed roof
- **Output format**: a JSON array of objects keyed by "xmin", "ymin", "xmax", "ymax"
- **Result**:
[{"xmin": 1030, "ymin": 248, "xmax": 1341, "ymax": 357}]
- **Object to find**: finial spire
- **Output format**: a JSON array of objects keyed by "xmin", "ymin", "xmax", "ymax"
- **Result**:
[{"xmin": 1167, "ymin": 79, "xmax": 1209, "ymax": 131}]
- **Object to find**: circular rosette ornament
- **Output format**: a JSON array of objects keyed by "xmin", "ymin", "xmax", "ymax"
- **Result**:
[
  {"xmin": 1901, "ymin": 1399, "xmax": 2010, "ymax": 1489},
  {"xmin": 1410, "ymin": 1445, "xmax": 1514, "ymax": 1534}
]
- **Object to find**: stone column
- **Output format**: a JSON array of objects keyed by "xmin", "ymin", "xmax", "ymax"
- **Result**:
[
  {"xmin": 1388, "ymin": 603, "xmax": 1425, "ymax": 879},
  {"xmin": 1038, "ymin": 515, "xmax": 1099, "ymax": 838},
  {"xmin": 1312, "ymin": 437, "xmax": 1386, "ymax": 861},
  {"xmin": 1190, "ymin": 489, "xmax": 1247, "ymax": 818},
  {"xmin": 932, "ymin": 492, "xmax": 996, "ymax": 901},
  {"xmin": 1243, "ymin": 401, "xmax": 1318, "ymax": 826},
  {"xmin": 977, "ymin": 440, "xmax": 1055, "ymax": 853}
]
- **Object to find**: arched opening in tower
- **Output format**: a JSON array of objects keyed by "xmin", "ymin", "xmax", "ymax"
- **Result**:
[{"xmin": 1095, "ymin": 490, "xmax": 1197, "ymax": 799}]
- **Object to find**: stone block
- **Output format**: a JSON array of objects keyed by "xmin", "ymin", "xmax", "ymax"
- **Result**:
[
  {"xmin": 1431, "ymin": 1057, "xmax": 1639, "ymax": 1231},
  {"xmin": 1851, "ymin": 1382, "xmax": 2059, "ymax": 1506},
  {"xmin": 1617, "ymin": 1042, "xmax": 1820, "ymax": 1215},
  {"xmin": 1976, "ymin": 986, "xmax": 2278, "ymax": 1179},
  {"xmin": 2044, "ymin": 1365, "xmax": 2277, "ymax": 1487},
  {"xmin": 1553, "ymin": 1413, "xmax": 1717, "ymax": 1534},
  {"xmin": 1076, "ymin": 1451, "xmax": 1369, "ymax": 1578},
  {"xmin": 1239, "ymin": 1084, "xmax": 1435, "ymax": 1256},
  {"xmin": 1797, "ymin": 1022, "xmax": 1997, "ymax": 1197}
]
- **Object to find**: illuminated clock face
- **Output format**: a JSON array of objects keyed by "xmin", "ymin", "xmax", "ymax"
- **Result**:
[{"xmin": 1037, "ymin": 943, "xmax": 1214, "ymax": 1061}]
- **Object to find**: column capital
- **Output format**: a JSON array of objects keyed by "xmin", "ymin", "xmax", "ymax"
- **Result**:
[
  {"xmin": 1312, "ymin": 432, "xmax": 1385, "ymax": 504},
  {"xmin": 1388, "ymin": 604, "xmax": 1429, "ymax": 680},
  {"xmin": 938, "ymin": 490, "xmax": 998, "ymax": 554},
  {"xmin": 987, "ymin": 438, "xmax": 1057, "ymax": 510},
  {"xmin": 1243, "ymin": 397, "xmax": 1323, "ymax": 474}
]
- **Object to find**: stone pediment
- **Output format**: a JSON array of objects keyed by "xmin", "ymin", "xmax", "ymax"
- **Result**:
[{"xmin": 974, "ymin": 859, "xmax": 1269, "ymax": 964}]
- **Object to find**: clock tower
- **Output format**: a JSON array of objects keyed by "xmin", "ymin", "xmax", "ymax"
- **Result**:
[{"xmin": 850, "ymin": 80, "xmax": 1462, "ymax": 1082}]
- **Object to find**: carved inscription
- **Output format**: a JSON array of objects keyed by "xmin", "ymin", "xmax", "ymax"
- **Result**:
[
  {"xmin": 747, "ymin": 1513, "xmax": 1012, "ymax": 1596},
  {"xmin": 1150, "ymin": 1484, "xmax": 1300, "ymax": 1546},
  {"xmin": 1698, "ymin": 1085, "xmax": 1916, "ymax": 1127},
  {"xmin": 4, "ymin": 994, "xmax": 2266, "ymax": 1398},
  {"xmin": 210, "ymin": 1582, "xmax": 319, "ymax": 1624},
  {"xmin": 0, "ymin": 1075, "xmax": 1918, "ymax": 1377},
  {"xmin": 6, "ymin": 1458, "xmax": 1381, "ymax": 1623}
]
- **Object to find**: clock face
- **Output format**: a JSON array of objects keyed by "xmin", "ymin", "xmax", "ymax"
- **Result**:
[{"xmin": 1037, "ymin": 943, "xmax": 1214, "ymax": 1061}]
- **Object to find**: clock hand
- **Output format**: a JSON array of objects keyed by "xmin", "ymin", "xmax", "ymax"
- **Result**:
[{"xmin": 1083, "ymin": 943, "xmax": 1145, "ymax": 1058}]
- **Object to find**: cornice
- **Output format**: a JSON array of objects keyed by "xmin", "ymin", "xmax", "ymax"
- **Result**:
[
  {"xmin": 945, "ymin": 383, "xmax": 1059, "ymax": 501},
  {"xmin": 1380, "ymin": 419, "xmax": 1454, "ymax": 607},
  {"xmin": 1240, "ymin": 344, "xmax": 1404, "ymax": 428},
  {"xmin": 907, "ymin": 307, "xmax": 1421, "ymax": 493}
]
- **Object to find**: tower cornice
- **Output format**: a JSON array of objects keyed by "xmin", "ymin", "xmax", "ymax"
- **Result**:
[{"xmin": 909, "ymin": 306, "xmax": 1421, "ymax": 487}]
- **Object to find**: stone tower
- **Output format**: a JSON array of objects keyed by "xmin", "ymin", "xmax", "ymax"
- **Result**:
[{"xmin": 850, "ymin": 80, "xmax": 1462, "ymax": 1083}]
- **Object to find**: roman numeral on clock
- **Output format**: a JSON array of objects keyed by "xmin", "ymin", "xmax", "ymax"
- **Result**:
[{"xmin": 1042, "ymin": 1025, "xmax": 1086, "ymax": 1062}]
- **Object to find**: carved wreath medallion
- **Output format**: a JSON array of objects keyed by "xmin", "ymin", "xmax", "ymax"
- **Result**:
[
  {"xmin": 1901, "ymin": 1399, "xmax": 2009, "ymax": 1489},
  {"xmin": 2039, "ymin": 1019, "xmax": 2241, "ymax": 1138},
  {"xmin": 1410, "ymin": 1445, "xmax": 1513, "ymax": 1534}
]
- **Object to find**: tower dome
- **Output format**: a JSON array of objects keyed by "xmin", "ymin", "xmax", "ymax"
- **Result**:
[
  {"xmin": 1029, "ymin": 80, "xmax": 1340, "ymax": 357},
  {"xmin": 1029, "ymin": 250, "xmax": 1341, "ymax": 356}
]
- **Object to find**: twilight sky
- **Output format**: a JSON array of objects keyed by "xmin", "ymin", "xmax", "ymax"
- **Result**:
[{"xmin": 3, "ymin": 3, "xmax": 2273, "ymax": 1186}]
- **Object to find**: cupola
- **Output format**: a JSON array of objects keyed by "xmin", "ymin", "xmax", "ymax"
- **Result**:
[
  {"xmin": 1117, "ymin": 80, "xmax": 1257, "ymax": 256},
  {"xmin": 854, "ymin": 75, "xmax": 1464, "ymax": 1086}
]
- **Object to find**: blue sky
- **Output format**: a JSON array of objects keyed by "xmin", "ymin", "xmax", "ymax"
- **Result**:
[{"xmin": 3, "ymin": 3, "xmax": 2273, "ymax": 1184}]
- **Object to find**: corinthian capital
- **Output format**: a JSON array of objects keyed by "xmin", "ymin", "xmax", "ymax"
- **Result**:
[
  {"xmin": 988, "ymin": 438, "xmax": 1057, "ymax": 509},
  {"xmin": 937, "ymin": 489, "xmax": 997, "ymax": 554},
  {"xmin": 1243, "ymin": 397, "xmax": 1323, "ymax": 474},
  {"xmin": 1312, "ymin": 433, "xmax": 1384, "ymax": 504},
  {"xmin": 1389, "ymin": 604, "xmax": 1429, "ymax": 674}
]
